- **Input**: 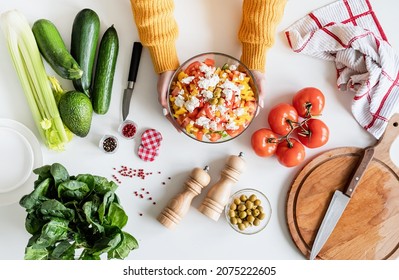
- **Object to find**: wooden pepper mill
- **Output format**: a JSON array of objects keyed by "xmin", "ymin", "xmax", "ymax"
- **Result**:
[
  {"xmin": 158, "ymin": 166, "xmax": 211, "ymax": 229},
  {"xmin": 198, "ymin": 152, "xmax": 246, "ymax": 221}
]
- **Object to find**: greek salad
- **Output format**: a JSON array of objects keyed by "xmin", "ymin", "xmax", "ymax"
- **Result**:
[{"xmin": 168, "ymin": 57, "xmax": 257, "ymax": 142}]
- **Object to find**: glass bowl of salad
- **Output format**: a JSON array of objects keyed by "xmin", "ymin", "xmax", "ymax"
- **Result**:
[{"xmin": 167, "ymin": 52, "xmax": 259, "ymax": 143}]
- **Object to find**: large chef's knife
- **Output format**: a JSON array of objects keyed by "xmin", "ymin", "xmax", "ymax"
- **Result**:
[
  {"xmin": 309, "ymin": 146, "xmax": 375, "ymax": 260},
  {"xmin": 122, "ymin": 42, "xmax": 143, "ymax": 121}
]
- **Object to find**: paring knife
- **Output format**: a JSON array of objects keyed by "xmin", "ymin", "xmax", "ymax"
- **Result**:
[
  {"xmin": 122, "ymin": 42, "xmax": 143, "ymax": 121},
  {"xmin": 309, "ymin": 145, "xmax": 375, "ymax": 260}
]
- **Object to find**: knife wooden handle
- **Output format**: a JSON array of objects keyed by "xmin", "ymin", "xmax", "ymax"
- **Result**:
[
  {"xmin": 344, "ymin": 146, "xmax": 374, "ymax": 197},
  {"xmin": 345, "ymin": 113, "xmax": 399, "ymax": 197},
  {"xmin": 128, "ymin": 42, "xmax": 142, "ymax": 82}
]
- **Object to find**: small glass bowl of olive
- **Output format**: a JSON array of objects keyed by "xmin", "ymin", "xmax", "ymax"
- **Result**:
[{"xmin": 224, "ymin": 188, "xmax": 272, "ymax": 235}]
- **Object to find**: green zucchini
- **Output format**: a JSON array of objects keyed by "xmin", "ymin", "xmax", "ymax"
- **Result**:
[
  {"xmin": 71, "ymin": 8, "xmax": 100, "ymax": 96},
  {"xmin": 32, "ymin": 19, "xmax": 83, "ymax": 80},
  {"xmin": 91, "ymin": 25, "xmax": 119, "ymax": 115}
]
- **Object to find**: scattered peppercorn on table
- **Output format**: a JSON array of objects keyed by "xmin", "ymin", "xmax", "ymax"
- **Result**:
[{"xmin": 0, "ymin": 0, "xmax": 398, "ymax": 261}]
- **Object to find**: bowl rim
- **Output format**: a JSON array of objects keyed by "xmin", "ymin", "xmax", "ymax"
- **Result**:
[
  {"xmin": 167, "ymin": 52, "xmax": 259, "ymax": 144},
  {"xmin": 224, "ymin": 188, "xmax": 272, "ymax": 235}
]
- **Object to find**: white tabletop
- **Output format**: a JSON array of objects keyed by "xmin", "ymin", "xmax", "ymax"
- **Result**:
[{"xmin": 0, "ymin": 0, "xmax": 398, "ymax": 260}]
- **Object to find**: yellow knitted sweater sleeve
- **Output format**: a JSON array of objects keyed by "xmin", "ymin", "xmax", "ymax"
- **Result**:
[
  {"xmin": 239, "ymin": 0, "xmax": 287, "ymax": 72},
  {"xmin": 131, "ymin": 0, "xmax": 180, "ymax": 73},
  {"xmin": 131, "ymin": 0, "xmax": 286, "ymax": 74}
]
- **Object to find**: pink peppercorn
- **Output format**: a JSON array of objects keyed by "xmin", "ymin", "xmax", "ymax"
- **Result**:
[{"xmin": 119, "ymin": 120, "xmax": 137, "ymax": 139}]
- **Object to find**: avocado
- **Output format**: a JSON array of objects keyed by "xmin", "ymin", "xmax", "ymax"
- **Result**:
[{"xmin": 59, "ymin": 91, "xmax": 93, "ymax": 137}]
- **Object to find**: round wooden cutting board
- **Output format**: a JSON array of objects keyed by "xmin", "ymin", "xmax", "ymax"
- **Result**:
[{"xmin": 286, "ymin": 115, "xmax": 399, "ymax": 260}]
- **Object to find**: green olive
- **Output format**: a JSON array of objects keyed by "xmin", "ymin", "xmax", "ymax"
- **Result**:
[
  {"xmin": 247, "ymin": 215, "xmax": 255, "ymax": 224},
  {"xmin": 257, "ymin": 205, "xmax": 263, "ymax": 212},
  {"xmin": 238, "ymin": 223, "xmax": 246, "ymax": 231},
  {"xmin": 237, "ymin": 204, "xmax": 246, "ymax": 211},
  {"xmin": 240, "ymin": 194, "xmax": 248, "ymax": 202},
  {"xmin": 243, "ymin": 221, "xmax": 250, "ymax": 228},
  {"xmin": 245, "ymin": 200, "xmax": 254, "ymax": 210},
  {"xmin": 234, "ymin": 198, "xmax": 241, "ymax": 205},
  {"xmin": 249, "ymin": 194, "xmax": 257, "ymax": 202},
  {"xmin": 254, "ymin": 199, "xmax": 262, "ymax": 206},
  {"xmin": 229, "ymin": 210, "xmax": 236, "ymax": 218},
  {"xmin": 229, "ymin": 203, "xmax": 237, "ymax": 211},
  {"xmin": 253, "ymin": 209, "xmax": 260, "ymax": 217},
  {"xmin": 239, "ymin": 211, "xmax": 247, "ymax": 219},
  {"xmin": 258, "ymin": 212, "xmax": 266, "ymax": 220},
  {"xmin": 217, "ymin": 98, "xmax": 225, "ymax": 105},
  {"xmin": 230, "ymin": 217, "xmax": 238, "ymax": 225},
  {"xmin": 246, "ymin": 209, "xmax": 252, "ymax": 216},
  {"xmin": 253, "ymin": 218, "xmax": 261, "ymax": 226}
]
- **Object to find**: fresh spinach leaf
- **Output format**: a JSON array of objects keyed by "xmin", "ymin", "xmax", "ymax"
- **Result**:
[
  {"xmin": 107, "ymin": 231, "xmax": 139, "ymax": 259},
  {"xmin": 83, "ymin": 201, "xmax": 104, "ymax": 233},
  {"xmin": 24, "ymin": 246, "xmax": 49, "ymax": 260},
  {"xmin": 38, "ymin": 199, "xmax": 75, "ymax": 221},
  {"xmin": 93, "ymin": 175, "xmax": 118, "ymax": 194},
  {"xmin": 89, "ymin": 226, "xmax": 122, "ymax": 256},
  {"xmin": 51, "ymin": 241, "xmax": 75, "ymax": 260},
  {"xmin": 79, "ymin": 251, "xmax": 101, "ymax": 260},
  {"xmin": 33, "ymin": 165, "xmax": 52, "ymax": 188},
  {"xmin": 19, "ymin": 178, "xmax": 51, "ymax": 210},
  {"xmin": 76, "ymin": 174, "xmax": 95, "ymax": 192},
  {"xmin": 57, "ymin": 180, "xmax": 90, "ymax": 201},
  {"xmin": 33, "ymin": 218, "xmax": 69, "ymax": 249},
  {"xmin": 98, "ymin": 191, "xmax": 115, "ymax": 223},
  {"xmin": 25, "ymin": 212, "xmax": 46, "ymax": 235},
  {"xmin": 20, "ymin": 163, "xmax": 138, "ymax": 260},
  {"xmin": 107, "ymin": 202, "xmax": 128, "ymax": 228},
  {"xmin": 50, "ymin": 163, "xmax": 69, "ymax": 187}
]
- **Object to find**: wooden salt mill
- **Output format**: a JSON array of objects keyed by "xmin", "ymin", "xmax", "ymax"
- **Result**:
[
  {"xmin": 198, "ymin": 152, "xmax": 246, "ymax": 221},
  {"xmin": 158, "ymin": 166, "xmax": 211, "ymax": 229}
]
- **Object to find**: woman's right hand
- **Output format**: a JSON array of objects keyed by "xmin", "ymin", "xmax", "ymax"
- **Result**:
[{"xmin": 157, "ymin": 70, "xmax": 181, "ymax": 131}]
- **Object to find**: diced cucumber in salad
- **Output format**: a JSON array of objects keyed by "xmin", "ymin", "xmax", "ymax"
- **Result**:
[{"xmin": 169, "ymin": 58, "xmax": 257, "ymax": 142}]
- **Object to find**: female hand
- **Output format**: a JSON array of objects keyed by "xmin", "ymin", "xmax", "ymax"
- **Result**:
[
  {"xmin": 157, "ymin": 70, "xmax": 181, "ymax": 131},
  {"xmin": 157, "ymin": 71, "xmax": 174, "ymax": 108},
  {"xmin": 251, "ymin": 70, "xmax": 267, "ymax": 109}
]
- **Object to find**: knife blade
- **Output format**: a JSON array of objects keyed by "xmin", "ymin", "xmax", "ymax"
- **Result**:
[
  {"xmin": 122, "ymin": 42, "xmax": 143, "ymax": 121},
  {"xmin": 309, "ymin": 146, "xmax": 375, "ymax": 260}
]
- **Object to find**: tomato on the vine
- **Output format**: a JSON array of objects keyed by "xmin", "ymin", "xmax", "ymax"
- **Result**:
[
  {"xmin": 292, "ymin": 87, "xmax": 325, "ymax": 118},
  {"xmin": 251, "ymin": 128, "xmax": 278, "ymax": 157},
  {"xmin": 275, "ymin": 138, "xmax": 305, "ymax": 167},
  {"xmin": 297, "ymin": 118, "xmax": 329, "ymax": 148},
  {"xmin": 268, "ymin": 103, "xmax": 298, "ymax": 136}
]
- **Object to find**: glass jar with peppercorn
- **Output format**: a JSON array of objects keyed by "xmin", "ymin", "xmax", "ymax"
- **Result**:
[
  {"xmin": 118, "ymin": 120, "xmax": 137, "ymax": 140},
  {"xmin": 99, "ymin": 135, "xmax": 119, "ymax": 154}
]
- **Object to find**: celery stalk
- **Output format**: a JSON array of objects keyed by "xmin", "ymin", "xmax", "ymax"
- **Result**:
[{"xmin": 0, "ymin": 10, "xmax": 71, "ymax": 151}]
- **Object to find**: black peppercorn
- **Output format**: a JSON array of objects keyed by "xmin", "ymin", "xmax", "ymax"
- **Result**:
[{"xmin": 100, "ymin": 135, "xmax": 118, "ymax": 153}]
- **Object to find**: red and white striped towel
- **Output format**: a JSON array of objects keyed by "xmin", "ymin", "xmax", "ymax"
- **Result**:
[{"xmin": 285, "ymin": 0, "xmax": 399, "ymax": 139}]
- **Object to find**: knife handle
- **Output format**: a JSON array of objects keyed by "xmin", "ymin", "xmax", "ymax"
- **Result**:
[
  {"xmin": 128, "ymin": 42, "xmax": 143, "ymax": 82},
  {"xmin": 344, "ymin": 147, "xmax": 374, "ymax": 197}
]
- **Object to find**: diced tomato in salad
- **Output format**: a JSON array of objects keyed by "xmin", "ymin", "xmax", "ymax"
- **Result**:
[{"xmin": 169, "ymin": 58, "xmax": 257, "ymax": 142}]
